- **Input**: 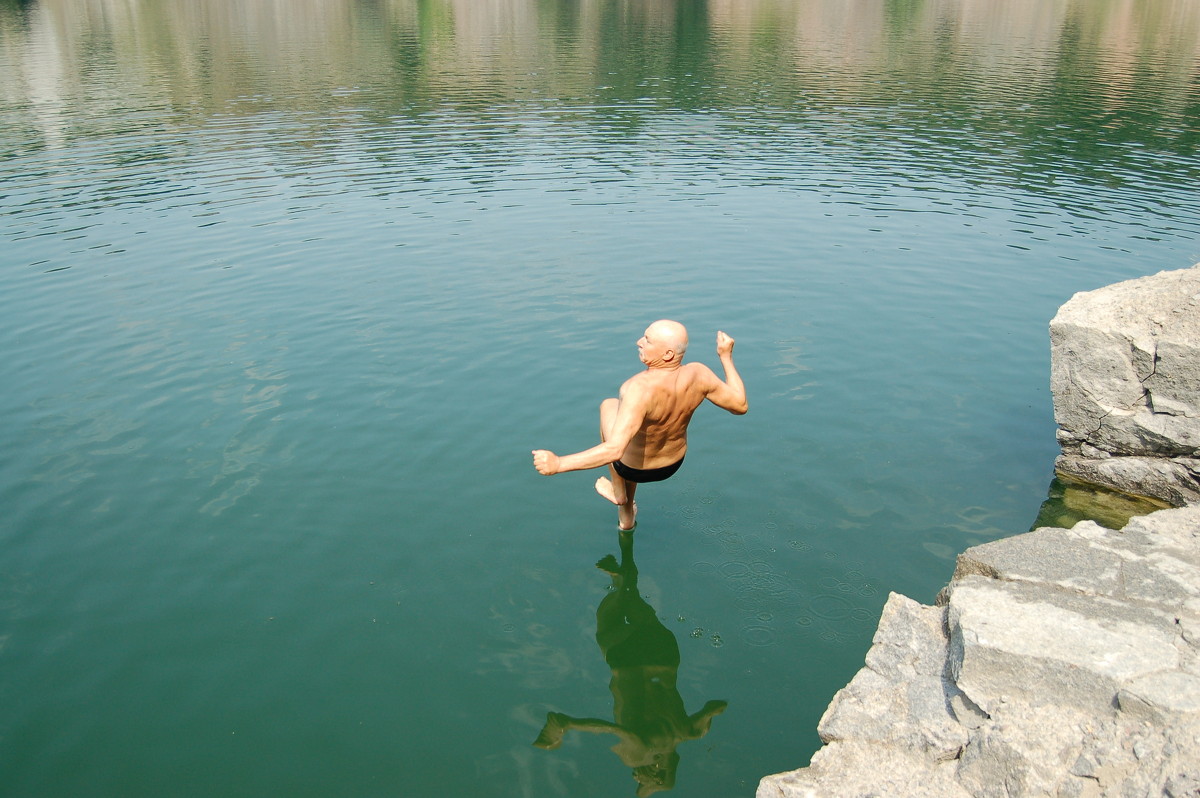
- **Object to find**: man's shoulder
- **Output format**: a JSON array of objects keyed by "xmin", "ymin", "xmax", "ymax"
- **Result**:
[
  {"xmin": 682, "ymin": 361, "xmax": 719, "ymax": 383},
  {"xmin": 619, "ymin": 371, "xmax": 655, "ymax": 395}
]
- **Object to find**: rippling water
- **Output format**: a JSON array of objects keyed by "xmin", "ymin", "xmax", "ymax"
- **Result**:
[{"xmin": 2, "ymin": 0, "xmax": 1199, "ymax": 795}]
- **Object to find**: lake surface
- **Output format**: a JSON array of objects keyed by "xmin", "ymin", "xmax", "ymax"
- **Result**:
[{"xmin": 2, "ymin": 0, "xmax": 1199, "ymax": 795}]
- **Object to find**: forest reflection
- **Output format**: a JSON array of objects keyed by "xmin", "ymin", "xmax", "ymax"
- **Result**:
[{"xmin": 3, "ymin": 0, "xmax": 1198, "ymax": 150}]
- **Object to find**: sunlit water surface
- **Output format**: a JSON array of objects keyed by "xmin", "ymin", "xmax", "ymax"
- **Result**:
[{"xmin": 2, "ymin": 0, "xmax": 1199, "ymax": 795}]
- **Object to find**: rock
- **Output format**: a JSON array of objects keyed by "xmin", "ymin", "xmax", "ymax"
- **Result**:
[
  {"xmin": 758, "ymin": 268, "xmax": 1200, "ymax": 797},
  {"xmin": 756, "ymin": 742, "xmax": 972, "ymax": 798},
  {"xmin": 947, "ymin": 575, "xmax": 1180, "ymax": 716},
  {"xmin": 952, "ymin": 703, "xmax": 1099, "ymax": 798},
  {"xmin": 1055, "ymin": 453, "xmax": 1200, "ymax": 508},
  {"xmin": 1050, "ymin": 264, "xmax": 1200, "ymax": 505},
  {"xmin": 953, "ymin": 516, "xmax": 1200, "ymax": 614},
  {"xmin": 758, "ymin": 507, "xmax": 1200, "ymax": 798},
  {"xmin": 1118, "ymin": 671, "xmax": 1200, "ymax": 723},
  {"xmin": 816, "ymin": 594, "xmax": 970, "ymax": 760}
]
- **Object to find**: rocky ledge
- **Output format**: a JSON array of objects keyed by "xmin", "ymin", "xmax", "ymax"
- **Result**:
[
  {"xmin": 758, "ymin": 506, "xmax": 1200, "ymax": 798},
  {"xmin": 760, "ymin": 265, "xmax": 1200, "ymax": 797}
]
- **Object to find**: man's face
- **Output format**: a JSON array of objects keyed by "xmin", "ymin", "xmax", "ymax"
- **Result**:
[{"xmin": 637, "ymin": 325, "xmax": 669, "ymax": 365}]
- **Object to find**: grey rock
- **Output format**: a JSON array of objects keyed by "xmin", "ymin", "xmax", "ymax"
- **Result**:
[
  {"xmin": 817, "ymin": 594, "xmax": 970, "ymax": 760},
  {"xmin": 1056, "ymin": 453, "xmax": 1200, "ymax": 507},
  {"xmin": 949, "ymin": 691, "xmax": 988, "ymax": 730},
  {"xmin": 953, "ymin": 703, "xmax": 1098, "ymax": 798},
  {"xmin": 759, "ymin": 508, "xmax": 1200, "ymax": 798},
  {"xmin": 1117, "ymin": 672, "xmax": 1200, "ymax": 723},
  {"xmin": 756, "ymin": 742, "xmax": 973, "ymax": 798},
  {"xmin": 954, "ymin": 509, "xmax": 1200, "ymax": 614},
  {"xmin": 1050, "ymin": 264, "xmax": 1200, "ymax": 504},
  {"xmin": 1165, "ymin": 771, "xmax": 1200, "ymax": 798},
  {"xmin": 862, "ymin": 591, "xmax": 950, "ymax": 679},
  {"xmin": 759, "ymin": 269, "xmax": 1200, "ymax": 797},
  {"xmin": 951, "ymin": 523, "xmax": 1127, "ymax": 596},
  {"xmin": 947, "ymin": 574, "xmax": 1180, "ymax": 716}
]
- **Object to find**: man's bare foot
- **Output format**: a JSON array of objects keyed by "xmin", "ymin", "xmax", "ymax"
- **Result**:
[
  {"xmin": 595, "ymin": 477, "xmax": 637, "ymax": 530},
  {"xmin": 594, "ymin": 477, "xmax": 625, "ymax": 506}
]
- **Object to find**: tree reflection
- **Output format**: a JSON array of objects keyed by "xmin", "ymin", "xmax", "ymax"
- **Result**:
[{"xmin": 533, "ymin": 530, "xmax": 726, "ymax": 796}]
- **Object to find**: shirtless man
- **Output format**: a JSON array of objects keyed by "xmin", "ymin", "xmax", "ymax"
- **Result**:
[{"xmin": 532, "ymin": 320, "xmax": 747, "ymax": 530}]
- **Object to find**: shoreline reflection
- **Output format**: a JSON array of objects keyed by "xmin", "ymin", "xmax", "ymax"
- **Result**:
[{"xmin": 534, "ymin": 530, "xmax": 727, "ymax": 796}]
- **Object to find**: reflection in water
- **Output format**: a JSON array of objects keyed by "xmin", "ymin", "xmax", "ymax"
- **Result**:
[
  {"xmin": 534, "ymin": 531, "xmax": 726, "ymax": 796},
  {"xmin": 3, "ymin": 0, "xmax": 1198, "ymax": 175}
]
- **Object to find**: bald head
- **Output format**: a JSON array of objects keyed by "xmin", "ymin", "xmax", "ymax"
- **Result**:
[
  {"xmin": 649, "ymin": 319, "xmax": 688, "ymax": 356},
  {"xmin": 637, "ymin": 320, "xmax": 689, "ymax": 368}
]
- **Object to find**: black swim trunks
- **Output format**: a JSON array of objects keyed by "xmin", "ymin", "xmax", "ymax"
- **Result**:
[{"xmin": 612, "ymin": 458, "xmax": 684, "ymax": 484}]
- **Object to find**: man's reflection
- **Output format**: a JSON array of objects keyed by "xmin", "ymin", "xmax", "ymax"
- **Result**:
[{"xmin": 534, "ymin": 531, "xmax": 727, "ymax": 796}]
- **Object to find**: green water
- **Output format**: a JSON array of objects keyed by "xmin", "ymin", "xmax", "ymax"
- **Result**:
[{"xmin": 2, "ymin": 1, "xmax": 1199, "ymax": 795}]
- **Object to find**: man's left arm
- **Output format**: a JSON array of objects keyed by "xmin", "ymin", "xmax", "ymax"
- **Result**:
[{"xmin": 703, "ymin": 331, "xmax": 748, "ymax": 415}]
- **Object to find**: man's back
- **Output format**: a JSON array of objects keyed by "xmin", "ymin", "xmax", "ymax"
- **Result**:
[{"xmin": 619, "ymin": 363, "xmax": 717, "ymax": 469}]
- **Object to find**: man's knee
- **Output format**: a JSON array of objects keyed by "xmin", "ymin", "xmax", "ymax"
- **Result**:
[{"xmin": 599, "ymin": 398, "xmax": 620, "ymax": 439}]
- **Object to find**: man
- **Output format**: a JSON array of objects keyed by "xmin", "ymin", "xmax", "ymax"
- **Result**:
[{"xmin": 532, "ymin": 320, "xmax": 747, "ymax": 530}]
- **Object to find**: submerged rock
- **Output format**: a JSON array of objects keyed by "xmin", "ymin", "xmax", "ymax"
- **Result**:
[
  {"xmin": 758, "ymin": 506, "xmax": 1200, "ymax": 798},
  {"xmin": 1050, "ymin": 264, "xmax": 1200, "ymax": 506},
  {"xmin": 1030, "ymin": 475, "xmax": 1170, "ymax": 532}
]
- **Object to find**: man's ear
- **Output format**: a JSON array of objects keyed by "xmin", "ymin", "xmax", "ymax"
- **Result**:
[{"xmin": 663, "ymin": 349, "xmax": 676, "ymax": 362}]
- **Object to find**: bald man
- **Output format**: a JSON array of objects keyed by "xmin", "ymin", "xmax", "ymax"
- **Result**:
[{"xmin": 533, "ymin": 320, "xmax": 747, "ymax": 531}]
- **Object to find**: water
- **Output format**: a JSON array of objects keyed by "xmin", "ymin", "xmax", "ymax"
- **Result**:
[{"xmin": 2, "ymin": 0, "xmax": 1199, "ymax": 795}]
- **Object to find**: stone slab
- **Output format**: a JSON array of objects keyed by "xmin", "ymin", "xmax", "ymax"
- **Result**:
[
  {"xmin": 955, "ymin": 508, "xmax": 1200, "ymax": 614},
  {"xmin": 947, "ymin": 575, "xmax": 1180, "ymax": 715},
  {"xmin": 1050, "ymin": 264, "xmax": 1200, "ymax": 502},
  {"xmin": 953, "ymin": 523, "xmax": 1126, "ymax": 597}
]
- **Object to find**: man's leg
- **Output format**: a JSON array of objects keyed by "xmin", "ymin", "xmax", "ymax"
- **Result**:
[{"xmin": 594, "ymin": 398, "xmax": 637, "ymax": 530}]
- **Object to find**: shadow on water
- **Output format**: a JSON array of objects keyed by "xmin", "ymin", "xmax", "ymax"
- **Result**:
[
  {"xmin": 533, "ymin": 530, "xmax": 727, "ymax": 797},
  {"xmin": 1031, "ymin": 475, "xmax": 1171, "ymax": 532}
]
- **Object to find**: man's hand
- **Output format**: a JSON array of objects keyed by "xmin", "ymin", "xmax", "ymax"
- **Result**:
[
  {"xmin": 532, "ymin": 449, "xmax": 561, "ymax": 475},
  {"xmin": 707, "ymin": 330, "xmax": 748, "ymax": 414},
  {"xmin": 716, "ymin": 330, "xmax": 735, "ymax": 357}
]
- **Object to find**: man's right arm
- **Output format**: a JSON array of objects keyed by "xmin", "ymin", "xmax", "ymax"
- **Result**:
[
  {"xmin": 704, "ymin": 330, "xmax": 748, "ymax": 414},
  {"xmin": 532, "ymin": 382, "xmax": 649, "ymax": 475}
]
